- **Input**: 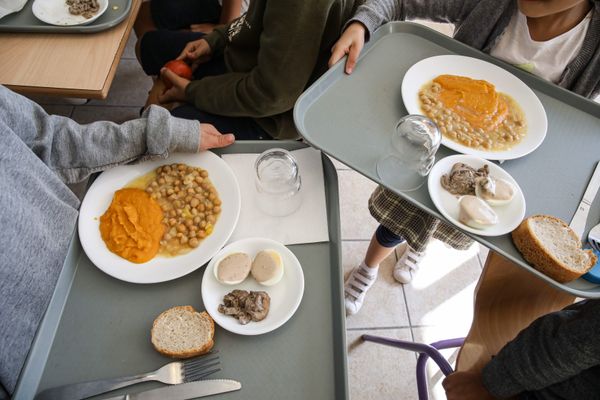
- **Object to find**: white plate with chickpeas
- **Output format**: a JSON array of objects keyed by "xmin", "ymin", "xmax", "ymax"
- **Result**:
[
  {"xmin": 402, "ymin": 55, "xmax": 547, "ymax": 160},
  {"xmin": 79, "ymin": 152, "xmax": 241, "ymax": 283}
]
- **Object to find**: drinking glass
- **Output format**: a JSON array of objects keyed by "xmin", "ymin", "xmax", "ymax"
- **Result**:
[
  {"xmin": 376, "ymin": 115, "xmax": 441, "ymax": 191},
  {"xmin": 254, "ymin": 148, "xmax": 302, "ymax": 217}
]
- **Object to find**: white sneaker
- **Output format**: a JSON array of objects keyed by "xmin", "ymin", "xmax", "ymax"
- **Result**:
[
  {"xmin": 393, "ymin": 246, "xmax": 424, "ymax": 284},
  {"xmin": 344, "ymin": 264, "xmax": 377, "ymax": 315}
]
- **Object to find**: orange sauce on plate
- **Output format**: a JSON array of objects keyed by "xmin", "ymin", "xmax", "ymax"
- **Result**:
[
  {"xmin": 433, "ymin": 75, "xmax": 508, "ymax": 131},
  {"xmin": 99, "ymin": 188, "xmax": 165, "ymax": 263}
]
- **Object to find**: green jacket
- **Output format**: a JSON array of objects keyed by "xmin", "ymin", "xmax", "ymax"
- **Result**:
[{"xmin": 185, "ymin": 0, "xmax": 360, "ymax": 139}]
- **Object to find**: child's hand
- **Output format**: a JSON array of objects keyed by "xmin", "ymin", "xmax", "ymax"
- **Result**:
[
  {"xmin": 177, "ymin": 38, "xmax": 212, "ymax": 69},
  {"xmin": 158, "ymin": 68, "xmax": 190, "ymax": 104},
  {"xmin": 442, "ymin": 371, "xmax": 498, "ymax": 400},
  {"xmin": 328, "ymin": 22, "xmax": 366, "ymax": 74},
  {"xmin": 199, "ymin": 124, "xmax": 235, "ymax": 151}
]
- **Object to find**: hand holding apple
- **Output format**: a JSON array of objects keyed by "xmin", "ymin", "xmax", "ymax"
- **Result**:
[{"xmin": 162, "ymin": 60, "xmax": 193, "ymax": 89}]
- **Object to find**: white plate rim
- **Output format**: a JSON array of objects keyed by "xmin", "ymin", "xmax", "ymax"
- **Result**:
[
  {"xmin": 427, "ymin": 154, "xmax": 526, "ymax": 236},
  {"xmin": 201, "ymin": 237, "xmax": 305, "ymax": 336},
  {"xmin": 78, "ymin": 152, "xmax": 241, "ymax": 284},
  {"xmin": 32, "ymin": 0, "xmax": 108, "ymax": 26},
  {"xmin": 402, "ymin": 55, "xmax": 548, "ymax": 160}
]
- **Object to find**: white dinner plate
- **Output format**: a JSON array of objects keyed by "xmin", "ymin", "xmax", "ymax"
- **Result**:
[
  {"xmin": 428, "ymin": 154, "xmax": 526, "ymax": 236},
  {"xmin": 201, "ymin": 237, "xmax": 305, "ymax": 335},
  {"xmin": 402, "ymin": 55, "xmax": 547, "ymax": 160},
  {"xmin": 32, "ymin": 0, "xmax": 108, "ymax": 26},
  {"xmin": 78, "ymin": 152, "xmax": 241, "ymax": 283}
]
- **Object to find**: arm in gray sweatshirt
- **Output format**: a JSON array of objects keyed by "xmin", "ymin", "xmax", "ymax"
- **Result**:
[
  {"xmin": 0, "ymin": 85, "xmax": 201, "ymax": 184},
  {"xmin": 351, "ymin": 0, "xmax": 482, "ymax": 37},
  {"xmin": 0, "ymin": 85, "xmax": 203, "ymax": 396},
  {"xmin": 482, "ymin": 299, "xmax": 600, "ymax": 399}
]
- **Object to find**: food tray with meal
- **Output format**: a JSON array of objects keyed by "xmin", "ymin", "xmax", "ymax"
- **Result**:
[
  {"xmin": 294, "ymin": 22, "xmax": 600, "ymax": 297},
  {"xmin": 13, "ymin": 142, "xmax": 348, "ymax": 400},
  {"xmin": 0, "ymin": 0, "xmax": 132, "ymax": 33}
]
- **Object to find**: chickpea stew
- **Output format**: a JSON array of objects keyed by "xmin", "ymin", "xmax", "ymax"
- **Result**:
[
  {"xmin": 126, "ymin": 163, "xmax": 222, "ymax": 257},
  {"xmin": 419, "ymin": 75, "xmax": 527, "ymax": 152}
]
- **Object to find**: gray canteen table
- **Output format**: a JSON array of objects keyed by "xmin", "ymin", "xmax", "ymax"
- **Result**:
[{"xmin": 14, "ymin": 141, "xmax": 349, "ymax": 400}]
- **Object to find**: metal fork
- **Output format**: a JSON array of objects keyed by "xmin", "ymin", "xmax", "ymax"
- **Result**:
[
  {"xmin": 589, "ymin": 223, "xmax": 600, "ymax": 251},
  {"xmin": 36, "ymin": 351, "xmax": 220, "ymax": 400}
]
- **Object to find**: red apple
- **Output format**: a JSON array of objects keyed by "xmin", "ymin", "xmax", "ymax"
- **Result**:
[{"xmin": 162, "ymin": 60, "xmax": 193, "ymax": 89}]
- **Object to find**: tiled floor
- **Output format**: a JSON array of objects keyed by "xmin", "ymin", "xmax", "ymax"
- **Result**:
[{"xmin": 28, "ymin": 22, "xmax": 490, "ymax": 400}]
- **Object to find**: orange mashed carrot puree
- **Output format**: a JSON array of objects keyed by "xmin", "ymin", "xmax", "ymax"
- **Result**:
[
  {"xmin": 433, "ymin": 75, "xmax": 508, "ymax": 131},
  {"xmin": 99, "ymin": 188, "xmax": 165, "ymax": 263}
]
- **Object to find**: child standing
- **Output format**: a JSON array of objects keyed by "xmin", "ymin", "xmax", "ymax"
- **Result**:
[{"xmin": 330, "ymin": 0, "xmax": 600, "ymax": 315}]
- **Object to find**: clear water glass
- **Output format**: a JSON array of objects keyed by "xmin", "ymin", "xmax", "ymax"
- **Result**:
[
  {"xmin": 376, "ymin": 115, "xmax": 441, "ymax": 191},
  {"xmin": 254, "ymin": 148, "xmax": 302, "ymax": 217}
]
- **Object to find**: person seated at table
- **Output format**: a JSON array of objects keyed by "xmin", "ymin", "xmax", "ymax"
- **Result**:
[
  {"xmin": 134, "ymin": 0, "xmax": 249, "ymax": 59},
  {"xmin": 0, "ymin": 84, "xmax": 234, "ymax": 399},
  {"xmin": 329, "ymin": 0, "xmax": 600, "ymax": 315},
  {"xmin": 443, "ymin": 298, "xmax": 600, "ymax": 399},
  {"xmin": 138, "ymin": 0, "xmax": 361, "ymax": 140}
]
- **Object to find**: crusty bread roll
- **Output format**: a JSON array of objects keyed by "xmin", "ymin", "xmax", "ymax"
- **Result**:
[
  {"xmin": 511, "ymin": 215, "xmax": 597, "ymax": 283},
  {"xmin": 151, "ymin": 306, "xmax": 214, "ymax": 358}
]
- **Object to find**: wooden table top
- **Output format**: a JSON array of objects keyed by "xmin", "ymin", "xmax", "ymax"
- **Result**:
[{"xmin": 0, "ymin": 0, "xmax": 141, "ymax": 99}]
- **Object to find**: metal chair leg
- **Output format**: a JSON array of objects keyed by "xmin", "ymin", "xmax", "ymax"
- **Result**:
[{"xmin": 361, "ymin": 334, "xmax": 465, "ymax": 400}]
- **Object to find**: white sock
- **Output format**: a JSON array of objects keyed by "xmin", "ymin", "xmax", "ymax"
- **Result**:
[{"xmin": 360, "ymin": 261, "xmax": 379, "ymax": 277}]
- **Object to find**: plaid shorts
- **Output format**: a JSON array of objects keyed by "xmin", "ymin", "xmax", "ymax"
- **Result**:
[{"xmin": 368, "ymin": 185, "xmax": 473, "ymax": 252}]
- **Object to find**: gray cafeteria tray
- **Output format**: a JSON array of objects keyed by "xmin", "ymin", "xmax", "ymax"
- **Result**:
[
  {"xmin": 295, "ymin": 22, "xmax": 600, "ymax": 298},
  {"xmin": 13, "ymin": 142, "xmax": 348, "ymax": 400},
  {"xmin": 0, "ymin": 0, "xmax": 132, "ymax": 33}
]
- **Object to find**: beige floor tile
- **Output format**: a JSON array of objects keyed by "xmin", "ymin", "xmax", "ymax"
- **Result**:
[
  {"xmin": 327, "ymin": 154, "xmax": 351, "ymax": 170},
  {"xmin": 71, "ymin": 106, "xmax": 141, "ymax": 124},
  {"xmin": 41, "ymin": 105, "xmax": 73, "ymax": 118},
  {"xmin": 403, "ymin": 240, "xmax": 480, "ymax": 334},
  {"xmin": 347, "ymin": 329, "xmax": 418, "ymax": 400},
  {"xmin": 343, "ymin": 241, "xmax": 410, "ymax": 329},
  {"xmin": 88, "ymin": 59, "xmax": 152, "ymax": 107},
  {"xmin": 338, "ymin": 170, "xmax": 379, "ymax": 240},
  {"xmin": 412, "ymin": 327, "xmax": 465, "ymax": 400},
  {"xmin": 123, "ymin": 31, "xmax": 137, "ymax": 60}
]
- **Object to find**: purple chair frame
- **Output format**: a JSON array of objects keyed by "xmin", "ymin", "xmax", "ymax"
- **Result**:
[{"xmin": 361, "ymin": 334, "xmax": 465, "ymax": 400}]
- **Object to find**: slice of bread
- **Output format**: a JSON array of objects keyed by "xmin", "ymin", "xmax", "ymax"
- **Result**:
[
  {"xmin": 151, "ymin": 306, "xmax": 215, "ymax": 358},
  {"xmin": 512, "ymin": 215, "xmax": 597, "ymax": 283}
]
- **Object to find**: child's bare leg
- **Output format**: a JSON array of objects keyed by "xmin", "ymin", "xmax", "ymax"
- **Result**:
[
  {"xmin": 365, "ymin": 224, "xmax": 405, "ymax": 268},
  {"xmin": 145, "ymin": 78, "xmax": 164, "ymax": 109},
  {"xmin": 364, "ymin": 232, "xmax": 397, "ymax": 268}
]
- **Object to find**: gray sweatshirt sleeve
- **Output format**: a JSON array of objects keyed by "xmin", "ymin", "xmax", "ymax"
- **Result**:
[
  {"xmin": 0, "ymin": 85, "xmax": 201, "ymax": 184},
  {"xmin": 351, "ymin": 0, "xmax": 481, "ymax": 37},
  {"xmin": 481, "ymin": 300, "xmax": 600, "ymax": 398}
]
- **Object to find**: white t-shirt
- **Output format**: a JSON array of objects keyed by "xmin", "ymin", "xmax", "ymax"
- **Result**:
[
  {"xmin": 491, "ymin": 11, "xmax": 591, "ymax": 84},
  {"xmin": 218, "ymin": 0, "xmax": 250, "ymax": 13}
]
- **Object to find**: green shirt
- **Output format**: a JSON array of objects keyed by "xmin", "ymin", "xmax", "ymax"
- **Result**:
[{"xmin": 185, "ymin": 0, "xmax": 359, "ymax": 139}]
